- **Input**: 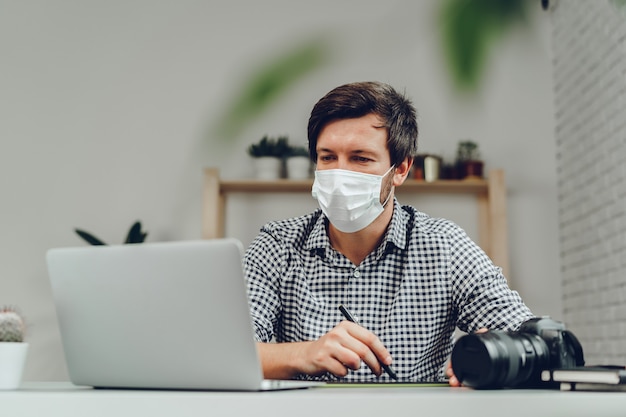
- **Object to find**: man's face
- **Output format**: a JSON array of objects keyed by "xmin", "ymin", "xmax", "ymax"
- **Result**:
[{"xmin": 315, "ymin": 113, "xmax": 391, "ymax": 176}]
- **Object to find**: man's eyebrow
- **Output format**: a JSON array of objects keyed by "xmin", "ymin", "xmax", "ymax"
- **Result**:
[
  {"xmin": 317, "ymin": 148, "xmax": 374, "ymax": 154},
  {"xmin": 316, "ymin": 147, "xmax": 334, "ymax": 153}
]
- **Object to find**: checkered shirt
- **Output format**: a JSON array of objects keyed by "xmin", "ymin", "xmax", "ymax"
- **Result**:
[{"xmin": 243, "ymin": 198, "xmax": 534, "ymax": 382}]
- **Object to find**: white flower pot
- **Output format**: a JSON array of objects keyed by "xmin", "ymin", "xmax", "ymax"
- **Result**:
[
  {"xmin": 252, "ymin": 157, "xmax": 282, "ymax": 180},
  {"xmin": 0, "ymin": 342, "xmax": 28, "ymax": 389},
  {"xmin": 286, "ymin": 156, "xmax": 311, "ymax": 180}
]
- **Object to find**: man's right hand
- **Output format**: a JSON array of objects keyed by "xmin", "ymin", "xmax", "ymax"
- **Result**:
[{"xmin": 257, "ymin": 321, "xmax": 393, "ymax": 380}]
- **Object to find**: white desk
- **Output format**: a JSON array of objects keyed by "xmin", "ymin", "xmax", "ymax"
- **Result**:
[{"xmin": 2, "ymin": 382, "xmax": 626, "ymax": 417}]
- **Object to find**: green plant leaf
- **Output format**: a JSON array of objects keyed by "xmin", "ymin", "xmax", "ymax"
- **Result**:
[
  {"xmin": 456, "ymin": 140, "xmax": 480, "ymax": 161},
  {"xmin": 75, "ymin": 229, "xmax": 107, "ymax": 245},
  {"xmin": 247, "ymin": 135, "xmax": 290, "ymax": 157},
  {"xmin": 439, "ymin": 0, "xmax": 528, "ymax": 92},
  {"xmin": 286, "ymin": 144, "xmax": 309, "ymax": 158},
  {"xmin": 125, "ymin": 221, "xmax": 147, "ymax": 244},
  {"xmin": 214, "ymin": 38, "xmax": 328, "ymax": 140}
]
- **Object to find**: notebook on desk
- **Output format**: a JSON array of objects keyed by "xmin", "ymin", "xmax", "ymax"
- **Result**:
[{"xmin": 46, "ymin": 239, "xmax": 322, "ymax": 391}]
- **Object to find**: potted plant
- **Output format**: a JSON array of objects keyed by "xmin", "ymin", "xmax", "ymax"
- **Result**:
[
  {"xmin": 285, "ymin": 144, "xmax": 311, "ymax": 180},
  {"xmin": 247, "ymin": 135, "xmax": 289, "ymax": 179},
  {"xmin": 455, "ymin": 140, "xmax": 484, "ymax": 179},
  {"xmin": 0, "ymin": 306, "xmax": 28, "ymax": 389}
]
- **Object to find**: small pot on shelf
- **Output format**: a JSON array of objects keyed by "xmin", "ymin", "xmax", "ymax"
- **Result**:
[
  {"xmin": 285, "ymin": 145, "xmax": 311, "ymax": 180},
  {"xmin": 247, "ymin": 135, "xmax": 289, "ymax": 180},
  {"xmin": 286, "ymin": 157, "xmax": 311, "ymax": 180},
  {"xmin": 458, "ymin": 160, "xmax": 484, "ymax": 180},
  {"xmin": 252, "ymin": 156, "xmax": 283, "ymax": 180}
]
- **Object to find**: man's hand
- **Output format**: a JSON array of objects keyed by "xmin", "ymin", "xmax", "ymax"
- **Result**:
[
  {"xmin": 257, "ymin": 321, "xmax": 393, "ymax": 379},
  {"xmin": 446, "ymin": 361, "xmax": 461, "ymax": 387},
  {"xmin": 301, "ymin": 320, "xmax": 393, "ymax": 377}
]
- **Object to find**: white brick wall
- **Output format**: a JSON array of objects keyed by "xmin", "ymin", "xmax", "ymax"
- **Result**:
[{"xmin": 552, "ymin": 0, "xmax": 626, "ymax": 365}]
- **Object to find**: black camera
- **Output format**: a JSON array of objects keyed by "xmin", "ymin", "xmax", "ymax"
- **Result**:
[{"xmin": 451, "ymin": 317, "xmax": 585, "ymax": 389}]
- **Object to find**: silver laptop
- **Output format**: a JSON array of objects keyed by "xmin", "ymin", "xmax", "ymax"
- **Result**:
[{"xmin": 46, "ymin": 238, "xmax": 322, "ymax": 391}]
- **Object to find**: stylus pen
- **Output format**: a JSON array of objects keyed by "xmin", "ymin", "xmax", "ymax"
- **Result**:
[{"xmin": 338, "ymin": 304, "xmax": 398, "ymax": 380}]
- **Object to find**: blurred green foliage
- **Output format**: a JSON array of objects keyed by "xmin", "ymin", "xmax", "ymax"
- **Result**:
[
  {"xmin": 215, "ymin": 38, "xmax": 328, "ymax": 140},
  {"xmin": 456, "ymin": 140, "xmax": 480, "ymax": 161},
  {"xmin": 214, "ymin": 1, "xmax": 535, "ymax": 139},
  {"xmin": 439, "ymin": 0, "xmax": 529, "ymax": 92},
  {"xmin": 75, "ymin": 221, "xmax": 148, "ymax": 245},
  {"xmin": 247, "ymin": 135, "xmax": 290, "ymax": 158}
]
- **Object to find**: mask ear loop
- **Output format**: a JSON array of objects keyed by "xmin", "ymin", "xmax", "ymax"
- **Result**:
[{"xmin": 380, "ymin": 165, "xmax": 395, "ymax": 208}]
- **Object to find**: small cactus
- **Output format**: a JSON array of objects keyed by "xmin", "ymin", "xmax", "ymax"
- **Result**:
[{"xmin": 0, "ymin": 306, "xmax": 25, "ymax": 343}]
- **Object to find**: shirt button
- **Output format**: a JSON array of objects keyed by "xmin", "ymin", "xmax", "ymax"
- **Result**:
[{"xmin": 353, "ymin": 269, "xmax": 361, "ymax": 278}]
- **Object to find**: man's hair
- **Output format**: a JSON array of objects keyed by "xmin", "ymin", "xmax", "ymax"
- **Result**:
[{"xmin": 307, "ymin": 81, "xmax": 418, "ymax": 166}]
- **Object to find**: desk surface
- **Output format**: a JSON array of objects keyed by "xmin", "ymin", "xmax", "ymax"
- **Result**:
[{"xmin": 2, "ymin": 382, "xmax": 626, "ymax": 417}]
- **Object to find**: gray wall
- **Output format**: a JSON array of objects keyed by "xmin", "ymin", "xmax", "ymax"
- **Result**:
[
  {"xmin": 0, "ymin": 0, "xmax": 559, "ymax": 380},
  {"xmin": 552, "ymin": 0, "xmax": 626, "ymax": 365}
]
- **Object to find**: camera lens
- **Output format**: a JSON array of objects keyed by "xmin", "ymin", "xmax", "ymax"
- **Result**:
[{"xmin": 451, "ymin": 331, "xmax": 551, "ymax": 389}]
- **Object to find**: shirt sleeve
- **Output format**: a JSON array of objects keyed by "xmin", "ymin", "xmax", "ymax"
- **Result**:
[
  {"xmin": 449, "ymin": 226, "xmax": 534, "ymax": 333},
  {"xmin": 243, "ymin": 228, "xmax": 286, "ymax": 342}
]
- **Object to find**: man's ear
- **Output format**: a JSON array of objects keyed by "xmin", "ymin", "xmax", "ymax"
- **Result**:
[{"xmin": 393, "ymin": 157, "xmax": 413, "ymax": 186}]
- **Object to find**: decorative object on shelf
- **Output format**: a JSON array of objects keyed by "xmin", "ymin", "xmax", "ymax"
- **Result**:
[
  {"xmin": 455, "ymin": 140, "xmax": 484, "ymax": 179},
  {"xmin": 412, "ymin": 154, "xmax": 425, "ymax": 180},
  {"xmin": 441, "ymin": 162, "xmax": 460, "ymax": 180},
  {"xmin": 247, "ymin": 135, "xmax": 290, "ymax": 179},
  {"xmin": 285, "ymin": 145, "xmax": 311, "ymax": 180},
  {"xmin": 413, "ymin": 154, "xmax": 442, "ymax": 182},
  {"xmin": 0, "ymin": 306, "xmax": 28, "ymax": 390},
  {"xmin": 423, "ymin": 154, "xmax": 442, "ymax": 182},
  {"xmin": 74, "ymin": 221, "xmax": 148, "ymax": 245}
]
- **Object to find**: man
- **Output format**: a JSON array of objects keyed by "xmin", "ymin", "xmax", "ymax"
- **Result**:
[{"xmin": 243, "ymin": 81, "xmax": 533, "ymax": 384}]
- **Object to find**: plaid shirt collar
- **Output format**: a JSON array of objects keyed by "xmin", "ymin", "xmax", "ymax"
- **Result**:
[{"xmin": 303, "ymin": 198, "xmax": 408, "ymax": 263}]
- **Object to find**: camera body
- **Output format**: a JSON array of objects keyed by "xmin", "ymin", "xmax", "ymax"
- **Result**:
[{"xmin": 451, "ymin": 317, "xmax": 585, "ymax": 389}]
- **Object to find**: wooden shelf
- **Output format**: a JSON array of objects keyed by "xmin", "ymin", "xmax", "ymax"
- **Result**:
[
  {"xmin": 203, "ymin": 168, "xmax": 509, "ymax": 277},
  {"xmin": 217, "ymin": 178, "xmax": 488, "ymax": 194}
]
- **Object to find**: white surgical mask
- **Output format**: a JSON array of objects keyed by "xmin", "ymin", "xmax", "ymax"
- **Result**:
[{"xmin": 311, "ymin": 166, "xmax": 394, "ymax": 233}]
